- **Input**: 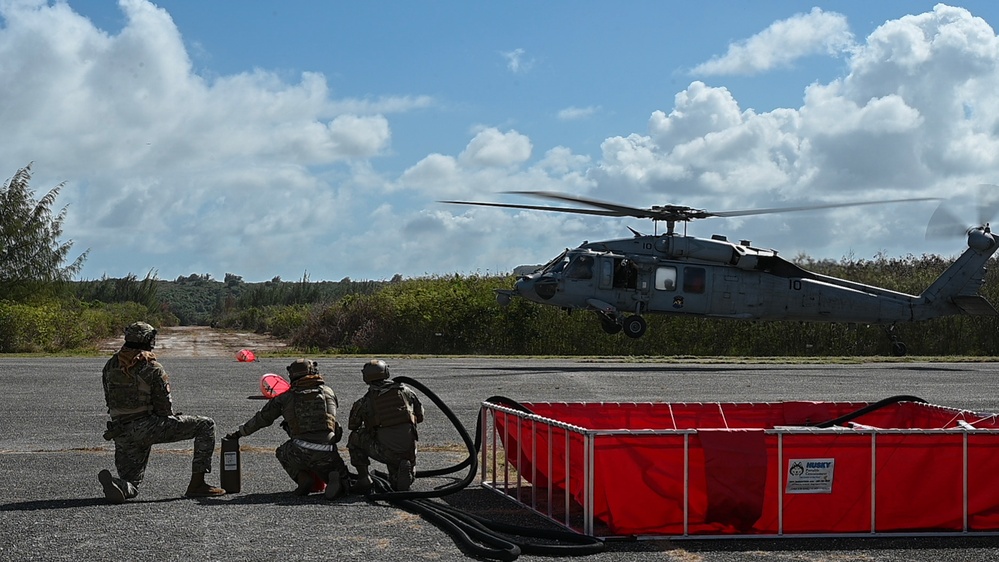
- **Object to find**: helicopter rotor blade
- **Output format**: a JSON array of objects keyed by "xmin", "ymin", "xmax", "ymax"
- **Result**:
[
  {"xmin": 925, "ymin": 204, "xmax": 969, "ymax": 240},
  {"xmin": 438, "ymin": 199, "xmax": 629, "ymax": 217},
  {"xmin": 710, "ymin": 197, "xmax": 940, "ymax": 218},
  {"xmin": 510, "ymin": 190, "xmax": 938, "ymax": 220},
  {"xmin": 444, "ymin": 190, "xmax": 939, "ymax": 225},
  {"xmin": 977, "ymin": 184, "xmax": 999, "ymax": 227},
  {"xmin": 504, "ymin": 190, "xmax": 662, "ymax": 219}
]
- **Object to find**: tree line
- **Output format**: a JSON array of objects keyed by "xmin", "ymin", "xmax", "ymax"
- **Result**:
[
  {"xmin": 3, "ymin": 162, "xmax": 998, "ymax": 356},
  {"xmin": 4, "ymin": 256, "xmax": 997, "ymax": 356}
]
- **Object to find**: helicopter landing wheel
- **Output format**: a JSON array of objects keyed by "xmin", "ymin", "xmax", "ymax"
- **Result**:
[
  {"xmin": 884, "ymin": 325, "xmax": 907, "ymax": 357},
  {"xmin": 600, "ymin": 316, "xmax": 622, "ymax": 335},
  {"xmin": 623, "ymin": 315, "xmax": 647, "ymax": 339}
]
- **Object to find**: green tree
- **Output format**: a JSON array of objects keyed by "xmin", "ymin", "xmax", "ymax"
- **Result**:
[{"xmin": 0, "ymin": 164, "xmax": 88, "ymax": 299}]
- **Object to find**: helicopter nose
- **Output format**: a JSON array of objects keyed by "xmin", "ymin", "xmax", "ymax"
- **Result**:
[
  {"xmin": 516, "ymin": 274, "xmax": 558, "ymax": 300},
  {"xmin": 513, "ymin": 276, "xmax": 530, "ymax": 297}
]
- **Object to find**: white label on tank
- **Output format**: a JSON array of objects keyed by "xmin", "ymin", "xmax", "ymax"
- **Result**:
[{"xmin": 785, "ymin": 458, "xmax": 834, "ymax": 494}]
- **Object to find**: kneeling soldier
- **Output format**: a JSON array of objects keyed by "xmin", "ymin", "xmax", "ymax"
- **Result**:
[
  {"xmin": 347, "ymin": 360, "xmax": 425, "ymax": 492},
  {"xmin": 98, "ymin": 321, "xmax": 225, "ymax": 503},
  {"xmin": 227, "ymin": 359, "xmax": 350, "ymax": 499}
]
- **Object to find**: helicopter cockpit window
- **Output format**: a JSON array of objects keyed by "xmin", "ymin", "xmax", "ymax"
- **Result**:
[
  {"xmin": 542, "ymin": 250, "xmax": 570, "ymax": 274},
  {"xmin": 565, "ymin": 255, "xmax": 594, "ymax": 279},
  {"xmin": 684, "ymin": 267, "xmax": 706, "ymax": 294},
  {"xmin": 655, "ymin": 266, "xmax": 677, "ymax": 291}
]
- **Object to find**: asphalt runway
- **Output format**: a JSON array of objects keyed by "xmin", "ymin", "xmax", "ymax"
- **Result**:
[{"xmin": 2, "ymin": 356, "xmax": 999, "ymax": 561}]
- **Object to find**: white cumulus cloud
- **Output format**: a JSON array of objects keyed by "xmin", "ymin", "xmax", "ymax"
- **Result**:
[
  {"xmin": 458, "ymin": 128, "xmax": 533, "ymax": 169},
  {"xmin": 4, "ymin": 2, "xmax": 999, "ymax": 283},
  {"xmin": 0, "ymin": 0, "xmax": 415, "ymax": 281},
  {"xmin": 693, "ymin": 7, "xmax": 855, "ymax": 76},
  {"xmin": 557, "ymin": 106, "xmax": 600, "ymax": 121}
]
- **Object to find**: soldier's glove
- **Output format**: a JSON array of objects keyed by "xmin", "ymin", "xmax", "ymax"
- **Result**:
[
  {"xmin": 102, "ymin": 421, "xmax": 121, "ymax": 441},
  {"xmin": 225, "ymin": 431, "xmax": 241, "ymax": 440}
]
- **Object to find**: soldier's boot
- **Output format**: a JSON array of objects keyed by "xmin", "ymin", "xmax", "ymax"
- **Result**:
[
  {"xmin": 309, "ymin": 471, "xmax": 327, "ymax": 494},
  {"xmin": 350, "ymin": 467, "xmax": 372, "ymax": 494},
  {"xmin": 98, "ymin": 469, "xmax": 126, "ymax": 504},
  {"xmin": 184, "ymin": 472, "xmax": 226, "ymax": 498},
  {"xmin": 294, "ymin": 471, "xmax": 313, "ymax": 496},
  {"xmin": 395, "ymin": 460, "xmax": 414, "ymax": 492},
  {"xmin": 122, "ymin": 480, "xmax": 139, "ymax": 499},
  {"xmin": 324, "ymin": 470, "xmax": 343, "ymax": 500}
]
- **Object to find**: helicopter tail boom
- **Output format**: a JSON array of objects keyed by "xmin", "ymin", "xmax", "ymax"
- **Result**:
[{"xmin": 915, "ymin": 227, "xmax": 999, "ymax": 319}]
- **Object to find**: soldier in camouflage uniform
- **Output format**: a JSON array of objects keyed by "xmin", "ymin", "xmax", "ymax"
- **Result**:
[
  {"xmin": 347, "ymin": 359, "xmax": 425, "ymax": 493},
  {"xmin": 226, "ymin": 359, "xmax": 350, "ymax": 499},
  {"xmin": 97, "ymin": 321, "xmax": 226, "ymax": 504}
]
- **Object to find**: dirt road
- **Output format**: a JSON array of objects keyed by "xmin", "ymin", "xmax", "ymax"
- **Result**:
[{"xmin": 98, "ymin": 325, "xmax": 289, "ymax": 357}]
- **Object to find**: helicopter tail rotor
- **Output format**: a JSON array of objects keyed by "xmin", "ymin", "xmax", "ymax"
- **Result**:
[{"xmin": 925, "ymin": 185, "xmax": 999, "ymax": 240}]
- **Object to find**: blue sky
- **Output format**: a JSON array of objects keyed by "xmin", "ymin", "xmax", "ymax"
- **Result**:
[{"xmin": 4, "ymin": 1, "xmax": 999, "ymax": 282}]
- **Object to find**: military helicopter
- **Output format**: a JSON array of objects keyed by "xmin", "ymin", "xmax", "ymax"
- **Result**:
[{"xmin": 443, "ymin": 190, "xmax": 999, "ymax": 356}]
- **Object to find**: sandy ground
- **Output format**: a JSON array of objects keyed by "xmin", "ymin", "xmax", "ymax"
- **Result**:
[{"xmin": 98, "ymin": 325, "xmax": 290, "ymax": 357}]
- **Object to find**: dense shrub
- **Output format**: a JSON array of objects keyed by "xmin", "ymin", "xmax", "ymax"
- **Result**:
[
  {"xmin": 214, "ymin": 304, "xmax": 309, "ymax": 337},
  {"xmin": 6, "ymin": 252, "xmax": 999, "ymax": 356},
  {"xmin": 0, "ymin": 298, "xmax": 174, "ymax": 353},
  {"xmin": 293, "ymin": 293, "xmax": 399, "ymax": 354}
]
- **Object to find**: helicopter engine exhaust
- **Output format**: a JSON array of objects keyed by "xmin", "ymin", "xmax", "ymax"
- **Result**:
[
  {"xmin": 654, "ymin": 235, "xmax": 779, "ymax": 270},
  {"xmin": 968, "ymin": 227, "xmax": 996, "ymax": 251}
]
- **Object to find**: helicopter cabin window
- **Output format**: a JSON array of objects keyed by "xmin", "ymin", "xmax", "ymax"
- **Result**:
[
  {"xmin": 655, "ymin": 266, "xmax": 677, "ymax": 291},
  {"xmin": 683, "ymin": 267, "xmax": 706, "ymax": 294},
  {"xmin": 599, "ymin": 258, "xmax": 614, "ymax": 288},
  {"xmin": 565, "ymin": 255, "xmax": 594, "ymax": 279}
]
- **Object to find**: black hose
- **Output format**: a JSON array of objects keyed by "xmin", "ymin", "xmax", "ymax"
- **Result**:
[
  {"xmin": 409, "ymin": 393, "xmax": 531, "ymax": 479},
  {"xmin": 357, "ymin": 376, "xmax": 604, "ymax": 559},
  {"xmin": 813, "ymin": 395, "xmax": 927, "ymax": 428},
  {"xmin": 364, "ymin": 376, "xmax": 478, "ymax": 501}
]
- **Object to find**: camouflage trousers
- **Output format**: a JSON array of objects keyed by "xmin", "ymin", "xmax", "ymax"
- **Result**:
[
  {"xmin": 112, "ymin": 414, "xmax": 216, "ymax": 485},
  {"xmin": 347, "ymin": 424, "xmax": 418, "ymax": 478},
  {"xmin": 275, "ymin": 440, "xmax": 349, "ymax": 484}
]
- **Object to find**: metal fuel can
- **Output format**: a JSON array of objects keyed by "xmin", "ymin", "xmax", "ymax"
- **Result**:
[{"xmin": 220, "ymin": 436, "xmax": 241, "ymax": 493}]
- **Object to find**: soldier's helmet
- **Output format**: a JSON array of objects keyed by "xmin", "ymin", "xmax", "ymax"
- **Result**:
[
  {"xmin": 362, "ymin": 359, "xmax": 390, "ymax": 383},
  {"xmin": 124, "ymin": 321, "xmax": 157, "ymax": 345},
  {"xmin": 287, "ymin": 358, "xmax": 318, "ymax": 381}
]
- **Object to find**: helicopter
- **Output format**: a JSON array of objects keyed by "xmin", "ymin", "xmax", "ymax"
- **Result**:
[{"xmin": 443, "ymin": 190, "xmax": 999, "ymax": 356}]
